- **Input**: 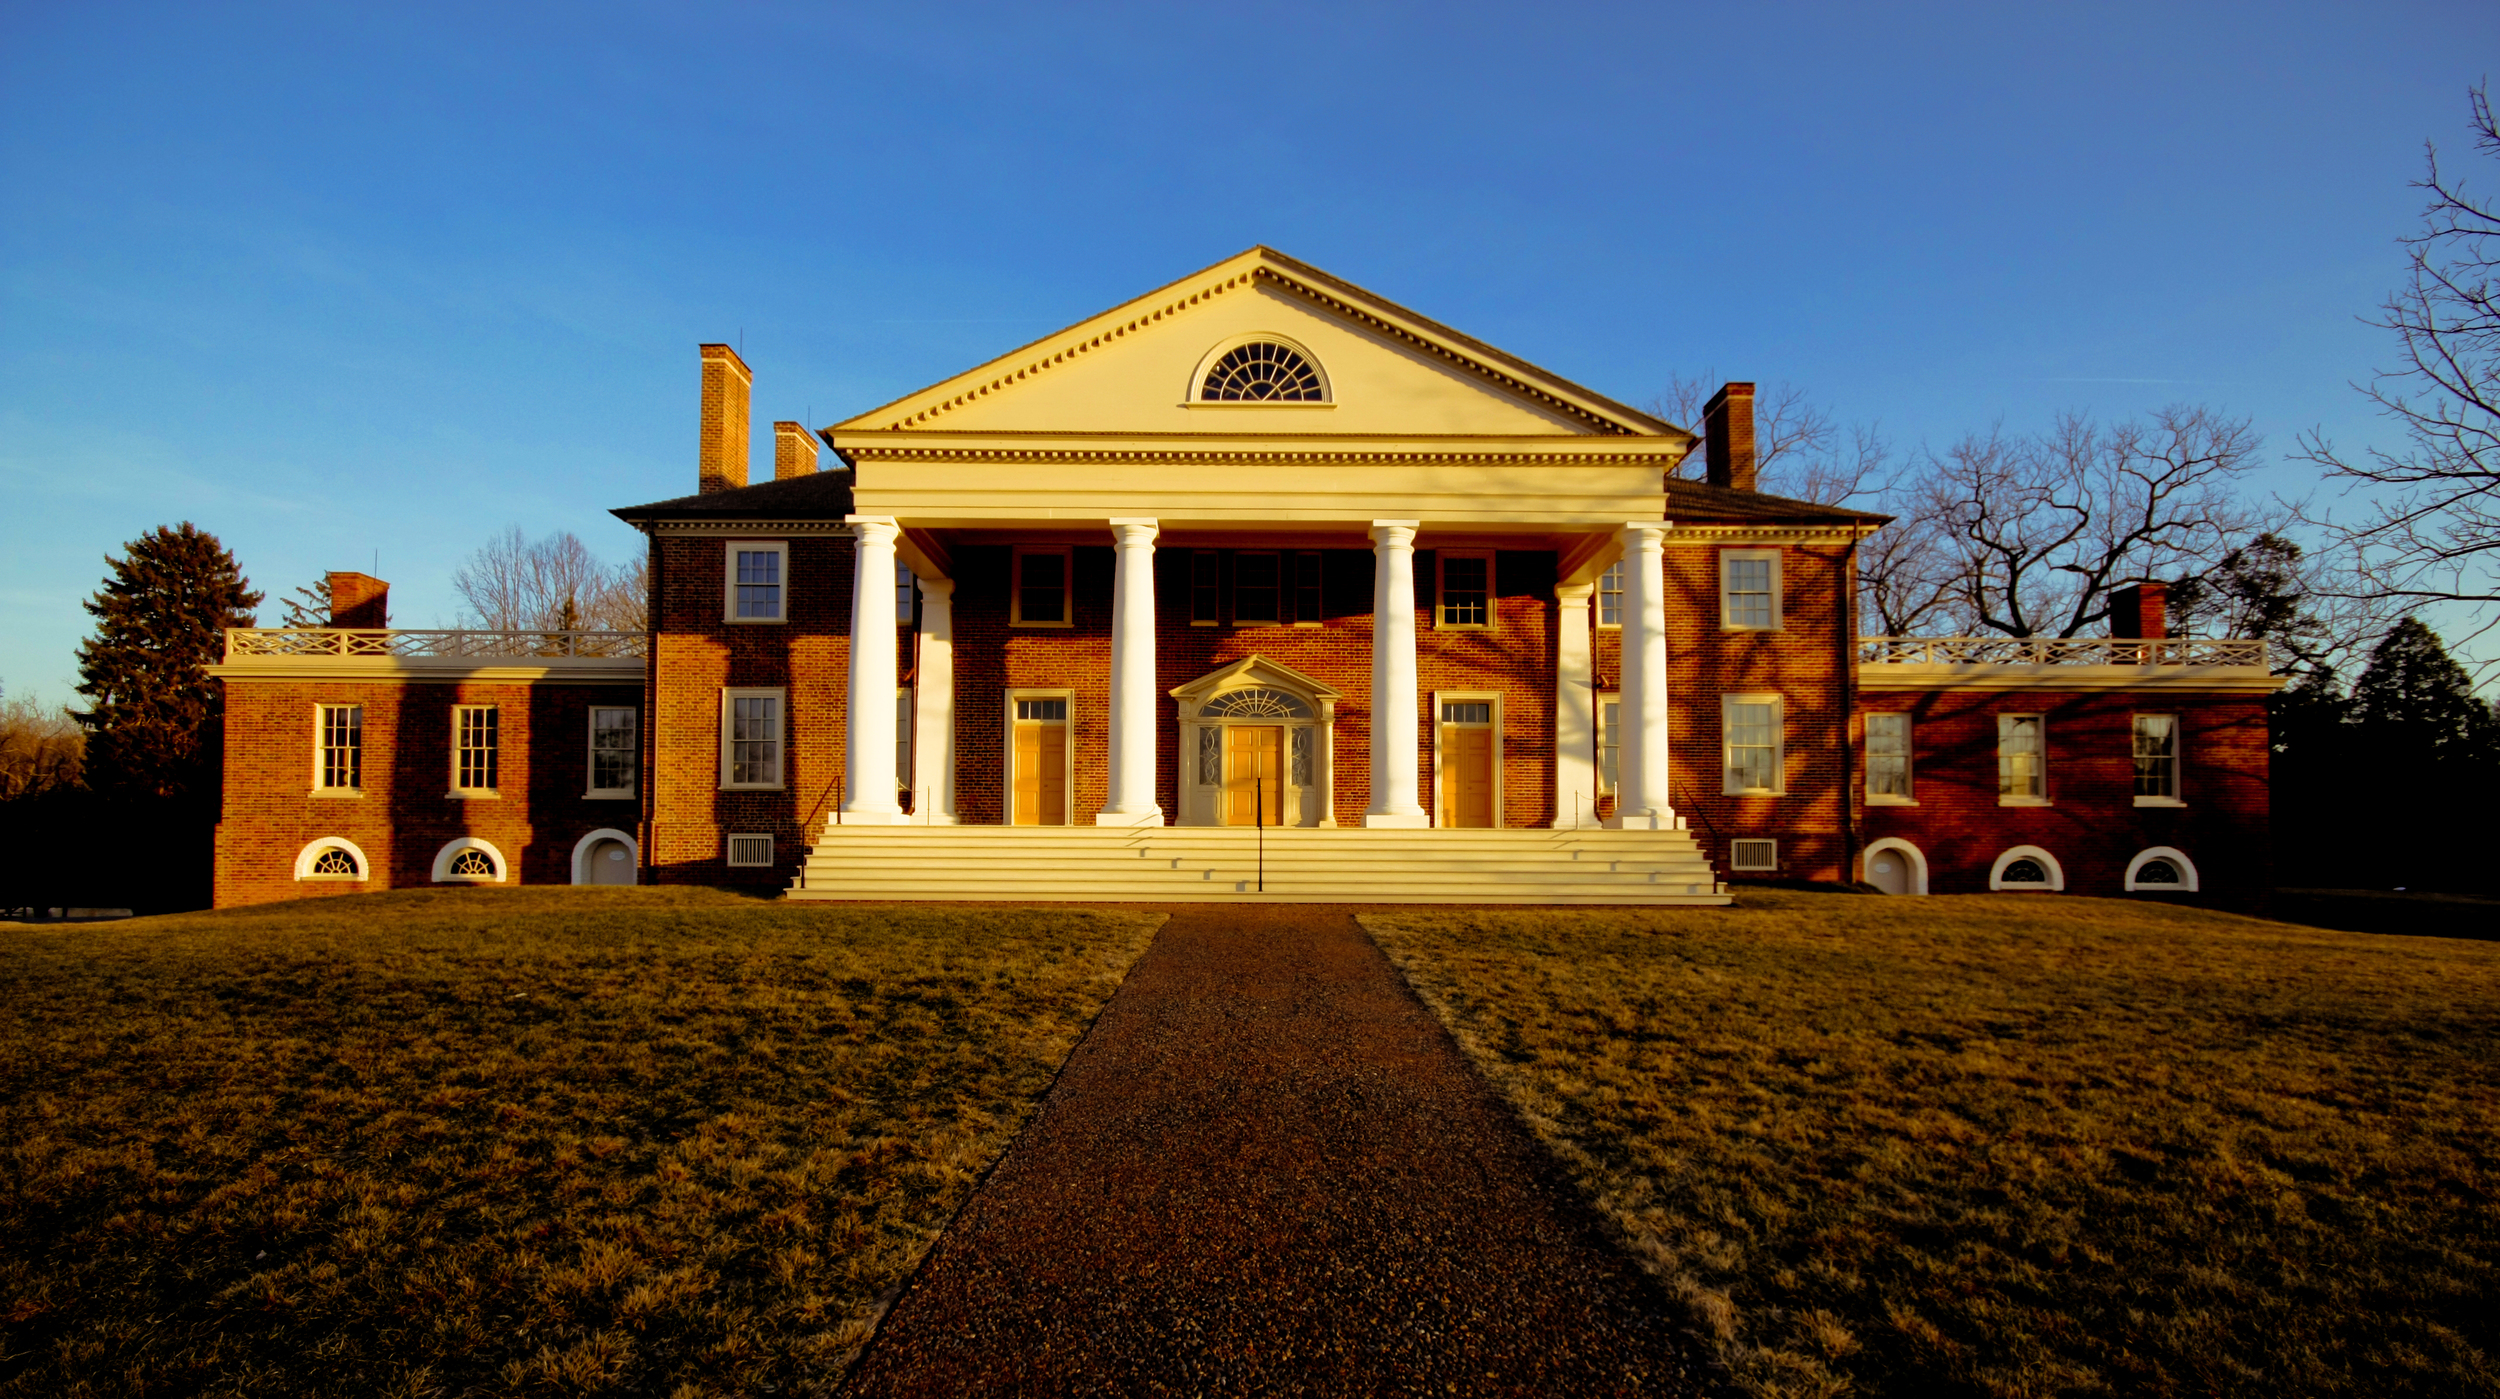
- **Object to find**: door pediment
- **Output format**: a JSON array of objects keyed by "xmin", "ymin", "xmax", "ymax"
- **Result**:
[{"xmin": 1169, "ymin": 655, "xmax": 1343, "ymax": 711}]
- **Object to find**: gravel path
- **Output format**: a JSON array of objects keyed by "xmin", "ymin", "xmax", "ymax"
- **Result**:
[{"xmin": 839, "ymin": 906, "xmax": 1697, "ymax": 1396}]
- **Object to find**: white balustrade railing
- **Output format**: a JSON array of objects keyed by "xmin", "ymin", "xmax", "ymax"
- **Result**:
[
  {"xmin": 225, "ymin": 628, "xmax": 649, "ymax": 660},
  {"xmin": 1858, "ymin": 636, "xmax": 2267, "ymax": 668}
]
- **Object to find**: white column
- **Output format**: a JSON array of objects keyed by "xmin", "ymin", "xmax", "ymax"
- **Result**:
[
  {"xmin": 910, "ymin": 576, "xmax": 957, "ymax": 824},
  {"xmin": 1553, "ymin": 580, "xmax": 1601, "ymax": 828},
  {"xmin": 1365, "ymin": 520, "xmax": 1429, "ymax": 827},
  {"xmin": 841, "ymin": 515, "xmax": 905, "ymax": 825},
  {"xmin": 1098, "ymin": 517, "xmax": 1163, "ymax": 826},
  {"xmin": 1317, "ymin": 700, "xmax": 1338, "ymax": 828},
  {"xmin": 1609, "ymin": 522, "xmax": 1675, "ymax": 829}
]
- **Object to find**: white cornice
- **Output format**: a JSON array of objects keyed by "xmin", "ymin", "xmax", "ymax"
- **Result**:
[
  {"xmin": 1661, "ymin": 524, "xmax": 1883, "ymax": 545},
  {"xmin": 211, "ymin": 659, "xmax": 646, "ymax": 684},
  {"xmin": 1856, "ymin": 664, "xmax": 2283, "ymax": 693}
]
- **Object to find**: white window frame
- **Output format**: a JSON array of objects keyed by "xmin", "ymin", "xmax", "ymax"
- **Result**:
[
  {"xmin": 1719, "ymin": 548, "xmax": 1783, "ymax": 631},
  {"xmin": 587, "ymin": 705, "xmax": 637, "ymax": 799},
  {"xmin": 450, "ymin": 703, "xmax": 499, "ymax": 798},
  {"xmin": 2125, "ymin": 846, "xmax": 2200, "ymax": 893},
  {"xmin": 1435, "ymin": 549, "xmax": 1495, "ymax": 631},
  {"xmin": 1722, "ymin": 692, "xmax": 1785, "ymax": 796},
  {"xmin": 1429, "ymin": 689, "xmax": 1504, "ymax": 829},
  {"xmin": 2133, "ymin": 713, "xmax": 2185, "ymax": 806},
  {"xmin": 1866, "ymin": 710, "xmax": 1914, "ymax": 805},
  {"xmin": 1003, "ymin": 687, "xmax": 1077, "ymax": 826},
  {"xmin": 1010, "ymin": 545, "xmax": 1074, "ymax": 628},
  {"xmin": 293, "ymin": 837, "xmax": 370, "ymax": 882},
  {"xmin": 895, "ymin": 558, "xmax": 918, "ymax": 629},
  {"xmin": 725, "ymin": 833, "xmax": 776, "ymax": 867},
  {"xmin": 1595, "ymin": 691, "xmax": 1621, "ymax": 797},
  {"xmin": 1596, "ymin": 561, "xmax": 1624, "ymax": 629},
  {"xmin": 723, "ymin": 540, "xmax": 789, "ymax": 625},
  {"xmin": 313, "ymin": 703, "xmax": 363, "ymax": 795},
  {"xmin": 1998, "ymin": 713, "xmax": 2049, "ymax": 806},
  {"xmin": 431, "ymin": 836, "xmax": 509, "ymax": 885},
  {"xmin": 1989, "ymin": 845, "xmax": 2065, "ymax": 891},
  {"xmin": 720, "ymin": 687, "xmax": 786, "ymax": 790}
]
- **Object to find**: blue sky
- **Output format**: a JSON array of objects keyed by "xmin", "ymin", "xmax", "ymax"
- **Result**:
[{"xmin": 3, "ymin": 0, "xmax": 2494, "ymax": 701}]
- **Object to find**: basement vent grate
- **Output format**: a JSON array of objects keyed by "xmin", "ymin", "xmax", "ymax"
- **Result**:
[
  {"xmin": 1730, "ymin": 838, "xmax": 1778, "ymax": 871},
  {"xmin": 726, "ymin": 833, "xmax": 775, "ymax": 867}
]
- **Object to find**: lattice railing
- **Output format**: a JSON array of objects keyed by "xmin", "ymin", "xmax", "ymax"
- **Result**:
[
  {"xmin": 1858, "ymin": 636, "xmax": 2267, "ymax": 668},
  {"xmin": 225, "ymin": 628, "xmax": 649, "ymax": 660}
]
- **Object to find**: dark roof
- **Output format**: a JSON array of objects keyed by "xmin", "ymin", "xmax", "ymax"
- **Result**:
[
  {"xmin": 611, "ymin": 468, "xmax": 856, "ymax": 525},
  {"xmin": 1664, "ymin": 476, "xmax": 1891, "ymax": 526}
]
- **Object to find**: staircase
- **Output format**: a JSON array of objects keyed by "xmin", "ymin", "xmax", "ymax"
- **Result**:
[{"xmin": 788, "ymin": 824, "xmax": 1730, "ymax": 905}]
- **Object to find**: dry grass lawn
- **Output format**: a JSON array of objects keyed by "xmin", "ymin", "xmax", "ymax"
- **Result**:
[
  {"xmin": 0, "ymin": 887, "xmax": 1162, "ymax": 1397},
  {"xmin": 1362, "ymin": 893, "xmax": 2500, "ymax": 1399}
]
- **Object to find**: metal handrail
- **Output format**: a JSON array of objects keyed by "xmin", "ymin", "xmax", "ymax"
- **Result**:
[
  {"xmin": 1857, "ymin": 636, "xmax": 2266, "ymax": 668},
  {"xmin": 225, "ymin": 628, "xmax": 649, "ymax": 660}
]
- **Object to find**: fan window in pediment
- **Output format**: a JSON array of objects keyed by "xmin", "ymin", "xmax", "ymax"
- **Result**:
[{"xmin": 1200, "ymin": 342, "xmax": 1326, "ymax": 402}]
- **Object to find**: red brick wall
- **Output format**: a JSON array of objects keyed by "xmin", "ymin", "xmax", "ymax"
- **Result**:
[
  {"xmin": 213, "ymin": 678, "xmax": 641, "ymax": 907},
  {"xmin": 1593, "ymin": 541, "xmax": 1859, "ymax": 881},
  {"xmin": 644, "ymin": 533, "xmax": 856, "ymax": 888},
  {"xmin": 1860, "ymin": 687, "xmax": 2271, "ymax": 907}
]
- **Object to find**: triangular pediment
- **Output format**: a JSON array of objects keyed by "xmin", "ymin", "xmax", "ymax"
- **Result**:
[
  {"xmin": 832, "ymin": 248, "xmax": 1681, "ymax": 440},
  {"xmin": 1168, "ymin": 654, "xmax": 1343, "ymax": 707}
]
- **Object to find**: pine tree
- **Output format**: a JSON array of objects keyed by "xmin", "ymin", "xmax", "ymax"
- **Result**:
[
  {"xmin": 73, "ymin": 523, "xmax": 262, "ymax": 803},
  {"xmin": 2347, "ymin": 618, "xmax": 2500, "ymax": 890},
  {"xmin": 278, "ymin": 577, "xmax": 332, "ymax": 628},
  {"xmin": 2351, "ymin": 618, "xmax": 2500, "ymax": 765}
]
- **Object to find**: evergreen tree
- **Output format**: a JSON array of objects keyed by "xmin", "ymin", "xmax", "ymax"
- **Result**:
[
  {"xmin": 73, "ymin": 523, "xmax": 261, "ymax": 803},
  {"xmin": 278, "ymin": 577, "xmax": 332, "ymax": 628},
  {"xmin": 2351, "ymin": 618, "xmax": 2500, "ymax": 765},
  {"xmin": 2346, "ymin": 618, "xmax": 2500, "ymax": 891}
]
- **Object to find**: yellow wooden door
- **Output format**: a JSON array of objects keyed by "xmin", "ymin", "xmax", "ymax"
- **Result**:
[
  {"xmin": 1223, "ymin": 726, "xmax": 1284, "ymax": 826},
  {"xmin": 1013, "ymin": 721, "xmax": 1066, "ymax": 825},
  {"xmin": 1440, "ymin": 724, "xmax": 1495, "ymax": 828}
]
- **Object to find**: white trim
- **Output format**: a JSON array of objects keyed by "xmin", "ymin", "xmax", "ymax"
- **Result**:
[
  {"xmin": 1989, "ymin": 845, "xmax": 2065, "ymax": 892},
  {"xmin": 570, "ymin": 828, "xmax": 638, "ymax": 885},
  {"xmin": 1865, "ymin": 710, "xmax": 1914, "ymax": 805},
  {"xmin": 431, "ymin": 836, "xmax": 509, "ymax": 884},
  {"xmin": 725, "ymin": 832, "xmax": 775, "ymax": 867},
  {"xmin": 1185, "ymin": 332, "xmax": 1334, "ymax": 404},
  {"xmin": 449, "ymin": 702, "xmax": 500, "ymax": 797},
  {"xmin": 720, "ymin": 687, "xmax": 786, "ymax": 790},
  {"xmin": 312, "ymin": 702, "xmax": 364, "ymax": 794},
  {"xmin": 586, "ymin": 704, "xmax": 638, "ymax": 799},
  {"xmin": 1010, "ymin": 545, "xmax": 1075, "ymax": 628},
  {"xmin": 1433, "ymin": 548, "xmax": 1496, "ymax": 630},
  {"xmin": 1595, "ymin": 690, "xmax": 1622, "ymax": 797},
  {"xmin": 1004, "ymin": 687, "xmax": 1077, "ymax": 825},
  {"xmin": 1595, "ymin": 560, "xmax": 1624, "ymax": 630},
  {"xmin": 1430, "ymin": 689, "xmax": 1505, "ymax": 828},
  {"xmin": 722, "ymin": 540, "xmax": 789, "ymax": 624},
  {"xmin": 1997, "ymin": 712, "xmax": 2049, "ymax": 806},
  {"xmin": 2125, "ymin": 846, "xmax": 2200, "ymax": 893},
  {"xmin": 1719, "ymin": 548, "xmax": 1783, "ymax": 631},
  {"xmin": 1862, "ymin": 838, "xmax": 1928, "ymax": 895},
  {"xmin": 293, "ymin": 837, "xmax": 371, "ymax": 882},
  {"xmin": 1721, "ymin": 691, "xmax": 1785, "ymax": 796}
]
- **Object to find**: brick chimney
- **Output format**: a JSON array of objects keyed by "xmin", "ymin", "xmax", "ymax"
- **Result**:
[
  {"xmin": 1704, "ymin": 382, "xmax": 1757, "ymax": 492},
  {"xmin": 326, "ymin": 571, "xmax": 389, "ymax": 628},
  {"xmin": 2109, "ymin": 582, "xmax": 2169, "ymax": 640},
  {"xmin": 773, "ymin": 420, "xmax": 819, "ymax": 479},
  {"xmin": 699, "ymin": 343, "xmax": 753, "ymax": 494}
]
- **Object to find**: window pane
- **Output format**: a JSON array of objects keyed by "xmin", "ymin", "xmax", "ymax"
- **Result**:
[
  {"xmin": 320, "ymin": 705, "xmax": 363, "ymax": 788},
  {"xmin": 1599, "ymin": 699, "xmax": 1620, "ymax": 794},
  {"xmin": 1019, "ymin": 552, "xmax": 1065, "ymax": 623},
  {"xmin": 592, "ymin": 707, "xmax": 636, "ymax": 792},
  {"xmin": 1999, "ymin": 716, "xmax": 2044, "ymax": 797},
  {"xmin": 1234, "ymin": 553, "xmax": 1280, "ymax": 624},
  {"xmin": 1191, "ymin": 551, "xmax": 1221, "ymax": 624},
  {"xmin": 1197, "ymin": 725, "xmax": 1221, "ymax": 785},
  {"xmin": 1016, "ymin": 698, "xmax": 1067, "ymax": 722},
  {"xmin": 735, "ymin": 550, "xmax": 782, "ymax": 619},
  {"xmin": 897, "ymin": 689, "xmax": 913, "ymax": 792},
  {"xmin": 1293, "ymin": 552, "xmax": 1322, "ymax": 624},
  {"xmin": 2134, "ymin": 714, "xmax": 2177, "ymax": 798},
  {"xmin": 1598, "ymin": 562, "xmax": 1624, "ymax": 627},
  {"xmin": 731, "ymin": 696, "xmax": 779, "ymax": 785},
  {"xmin": 456, "ymin": 706, "xmax": 498, "ymax": 790},
  {"xmin": 1442, "ymin": 556, "xmax": 1489, "ymax": 626},
  {"xmin": 1291, "ymin": 726, "xmax": 1313, "ymax": 786},
  {"xmin": 1726, "ymin": 557, "xmax": 1773, "ymax": 629},
  {"xmin": 1441, "ymin": 702, "xmax": 1491, "ymax": 724},
  {"xmin": 1867, "ymin": 712, "xmax": 1910, "ymax": 797},
  {"xmin": 895, "ymin": 560, "xmax": 916, "ymax": 628},
  {"xmin": 1727, "ymin": 701, "xmax": 1778, "ymax": 791}
]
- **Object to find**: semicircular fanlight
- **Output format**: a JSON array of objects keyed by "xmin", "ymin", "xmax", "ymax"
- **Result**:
[
  {"xmin": 1200, "ymin": 687, "xmax": 1312, "ymax": 719},
  {"xmin": 1200, "ymin": 342, "xmax": 1325, "ymax": 402}
]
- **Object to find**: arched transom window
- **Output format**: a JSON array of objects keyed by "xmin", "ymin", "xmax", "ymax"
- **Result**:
[
  {"xmin": 1200, "ymin": 342, "xmax": 1325, "ymax": 402},
  {"xmin": 310, "ymin": 846, "xmax": 359, "ymax": 877},
  {"xmin": 1200, "ymin": 687, "xmax": 1312, "ymax": 719},
  {"xmin": 449, "ymin": 847, "xmax": 498, "ymax": 877}
]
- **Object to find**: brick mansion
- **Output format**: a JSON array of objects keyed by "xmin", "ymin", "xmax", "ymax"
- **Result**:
[{"xmin": 209, "ymin": 248, "xmax": 2279, "ymax": 908}]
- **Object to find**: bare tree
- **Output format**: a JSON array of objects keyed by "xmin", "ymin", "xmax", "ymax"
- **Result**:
[
  {"xmin": 1650, "ymin": 372, "xmax": 1889, "ymax": 506},
  {"xmin": 2296, "ymin": 83, "xmax": 2500, "ymax": 648},
  {"xmin": 1903, "ymin": 405, "xmax": 2273, "ymax": 637},
  {"xmin": 0, "ymin": 688, "xmax": 86, "ymax": 801},
  {"xmin": 452, "ymin": 528, "xmax": 645, "ymax": 633}
]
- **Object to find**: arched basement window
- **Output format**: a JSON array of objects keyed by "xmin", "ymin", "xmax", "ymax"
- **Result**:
[
  {"xmin": 1999, "ymin": 858, "xmax": 2049, "ymax": 885},
  {"xmin": 1200, "ymin": 342, "xmax": 1326, "ymax": 402}
]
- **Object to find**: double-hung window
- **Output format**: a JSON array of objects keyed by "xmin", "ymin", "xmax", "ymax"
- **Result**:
[
  {"xmin": 1723, "ymin": 694, "xmax": 1783, "ymax": 795},
  {"xmin": 1999, "ymin": 714, "xmax": 2047, "ymax": 803},
  {"xmin": 317, "ymin": 704, "xmax": 363, "ymax": 791},
  {"xmin": 1597, "ymin": 561, "xmax": 1624, "ymax": 628},
  {"xmin": 1012, "ymin": 546, "xmax": 1071, "ymax": 626},
  {"xmin": 1866, "ymin": 712, "xmax": 1912, "ymax": 802},
  {"xmin": 2134, "ymin": 714, "xmax": 2180, "ymax": 803},
  {"xmin": 1233, "ymin": 552, "xmax": 1281, "ymax": 625},
  {"xmin": 1597, "ymin": 694, "xmax": 1621, "ymax": 796},
  {"xmin": 895, "ymin": 559, "xmax": 918, "ymax": 628},
  {"xmin": 1720, "ymin": 549, "xmax": 1781, "ymax": 630},
  {"xmin": 725, "ymin": 541, "xmax": 786, "ymax": 622},
  {"xmin": 589, "ymin": 707, "xmax": 637, "ymax": 797},
  {"xmin": 1438, "ymin": 551, "xmax": 1492, "ymax": 628},
  {"xmin": 722, "ymin": 689, "xmax": 785, "ymax": 789},
  {"xmin": 1293, "ymin": 551, "xmax": 1323, "ymax": 624},
  {"xmin": 453, "ymin": 705, "xmax": 499, "ymax": 794}
]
